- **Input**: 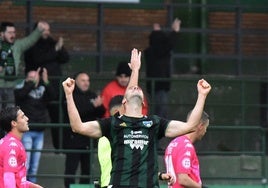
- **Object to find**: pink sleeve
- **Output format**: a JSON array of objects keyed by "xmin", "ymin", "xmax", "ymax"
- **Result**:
[
  {"xmin": 4, "ymin": 173, "xmax": 32, "ymax": 188},
  {"xmin": 3, "ymin": 172, "xmax": 16, "ymax": 187}
]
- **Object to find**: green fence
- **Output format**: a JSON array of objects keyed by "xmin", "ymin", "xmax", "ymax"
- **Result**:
[
  {"xmin": 2, "ymin": 76, "xmax": 261, "ymax": 187},
  {"xmin": 1, "ymin": 1, "xmax": 267, "ymax": 187}
]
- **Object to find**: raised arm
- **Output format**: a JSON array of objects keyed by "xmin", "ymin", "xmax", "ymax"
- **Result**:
[
  {"xmin": 126, "ymin": 48, "xmax": 141, "ymax": 89},
  {"xmin": 15, "ymin": 21, "xmax": 48, "ymax": 52},
  {"xmin": 165, "ymin": 79, "xmax": 211, "ymax": 137},
  {"xmin": 62, "ymin": 77, "xmax": 102, "ymax": 138}
]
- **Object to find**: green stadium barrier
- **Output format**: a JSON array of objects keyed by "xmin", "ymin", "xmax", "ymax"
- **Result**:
[
  {"xmin": 209, "ymin": 186, "xmax": 267, "ymax": 188},
  {"xmin": 68, "ymin": 184, "xmax": 268, "ymax": 188},
  {"xmin": 69, "ymin": 184, "xmax": 169, "ymax": 188},
  {"xmin": 70, "ymin": 184, "xmax": 95, "ymax": 188}
]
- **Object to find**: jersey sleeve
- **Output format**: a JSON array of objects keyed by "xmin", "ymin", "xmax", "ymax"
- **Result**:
[
  {"xmin": 158, "ymin": 116, "xmax": 170, "ymax": 139},
  {"xmin": 98, "ymin": 117, "xmax": 112, "ymax": 138},
  {"xmin": 3, "ymin": 172, "xmax": 16, "ymax": 187}
]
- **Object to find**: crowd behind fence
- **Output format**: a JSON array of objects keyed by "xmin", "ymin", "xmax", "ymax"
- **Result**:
[
  {"xmin": 1, "ymin": 75, "xmax": 268, "ymax": 186},
  {"xmin": 1, "ymin": 0, "xmax": 267, "ymax": 186},
  {"xmin": 10, "ymin": 0, "xmax": 268, "ymax": 76}
]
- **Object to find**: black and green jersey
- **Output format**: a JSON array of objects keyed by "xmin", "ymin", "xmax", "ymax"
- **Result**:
[{"xmin": 98, "ymin": 114, "xmax": 170, "ymax": 188}]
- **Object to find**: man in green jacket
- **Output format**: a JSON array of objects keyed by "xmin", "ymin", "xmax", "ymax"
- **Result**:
[{"xmin": 0, "ymin": 21, "xmax": 48, "ymax": 109}]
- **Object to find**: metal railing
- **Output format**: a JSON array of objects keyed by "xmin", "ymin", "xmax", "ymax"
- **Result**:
[
  {"xmin": 7, "ymin": 0, "xmax": 268, "ymax": 76},
  {"xmin": 1, "ymin": 0, "xmax": 267, "ymax": 185},
  {"xmin": 1, "ymin": 75, "xmax": 267, "ymax": 185},
  {"xmin": 26, "ymin": 123, "xmax": 267, "ymax": 186}
]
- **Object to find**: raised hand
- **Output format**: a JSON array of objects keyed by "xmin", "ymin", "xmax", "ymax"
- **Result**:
[
  {"xmin": 33, "ymin": 67, "xmax": 41, "ymax": 87},
  {"xmin": 37, "ymin": 21, "xmax": 49, "ymax": 32},
  {"xmin": 128, "ymin": 48, "xmax": 141, "ymax": 72},
  {"xmin": 42, "ymin": 68, "xmax": 48, "ymax": 83},
  {"xmin": 55, "ymin": 37, "xmax": 64, "ymax": 51},
  {"xmin": 172, "ymin": 18, "xmax": 181, "ymax": 32},
  {"xmin": 91, "ymin": 95, "xmax": 103, "ymax": 107},
  {"xmin": 126, "ymin": 48, "xmax": 142, "ymax": 90},
  {"xmin": 62, "ymin": 77, "xmax": 75, "ymax": 96},
  {"xmin": 197, "ymin": 79, "xmax": 211, "ymax": 96}
]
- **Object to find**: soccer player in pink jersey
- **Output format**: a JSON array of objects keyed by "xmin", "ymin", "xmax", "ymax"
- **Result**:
[
  {"xmin": 0, "ymin": 106, "xmax": 43, "ymax": 188},
  {"xmin": 165, "ymin": 111, "xmax": 209, "ymax": 188}
]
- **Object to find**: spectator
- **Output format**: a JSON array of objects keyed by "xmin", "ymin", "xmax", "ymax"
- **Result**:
[
  {"xmin": 164, "ymin": 111, "xmax": 209, "ymax": 188},
  {"xmin": 62, "ymin": 48, "xmax": 211, "ymax": 187},
  {"xmin": 0, "ymin": 21, "xmax": 48, "ymax": 109},
  {"xmin": 144, "ymin": 18, "xmax": 181, "ymax": 118},
  {"xmin": 62, "ymin": 72, "xmax": 105, "ymax": 188},
  {"xmin": 0, "ymin": 106, "xmax": 43, "ymax": 188},
  {"xmin": 144, "ymin": 18, "xmax": 181, "ymax": 153},
  {"xmin": 24, "ymin": 22, "xmax": 69, "ymax": 149},
  {"xmin": 101, "ymin": 61, "xmax": 148, "ymax": 117},
  {"xmin": 14, "ymin": 67, "xmax": 56, "ymax": 183}
]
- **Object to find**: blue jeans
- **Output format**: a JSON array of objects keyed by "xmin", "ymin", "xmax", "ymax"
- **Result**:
[{"xmin": 22, "ymin": 131, "xmax": 44, "ymax": 183}]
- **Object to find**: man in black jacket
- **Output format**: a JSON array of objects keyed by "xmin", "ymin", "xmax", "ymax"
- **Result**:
[
  {"xmin": 144, "ymin": 18, "xmax": 181, "ymax": 118},
  {"xmin": 14, "ymin": 67, "xmax": 56, "ymax": 183},
  {"xmin": 62, "ymin": 72, "xmax": 105, "ymax": 188},
  {"xmin": 144, "ymin": 18, "xmax": 181, "ymax": 153},
  {"xmin": 24, "ymin": 22, "xmax": 69, "ymax": 149}
]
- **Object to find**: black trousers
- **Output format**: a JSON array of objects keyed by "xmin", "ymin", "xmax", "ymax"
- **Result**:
[{"xmin": 64, "ymin": 152, "xmax": 90, "ymax": 188}]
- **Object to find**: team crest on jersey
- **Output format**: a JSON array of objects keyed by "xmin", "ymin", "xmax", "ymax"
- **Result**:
[
  {"xmin": 142, "ymin": 120, "xmax": 153, "ymax": 127},
  {"xmin": 182, "ymin": 157, "xmax": 191, "ymax": 169},
  {"xmin": 8, "ymin": 156, "xmax": 17, "ymax": 167}
]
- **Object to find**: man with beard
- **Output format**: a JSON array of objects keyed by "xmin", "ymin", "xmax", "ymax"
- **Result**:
[{"xmin": 0, "ymin": 21, "xmax": 48, "ymax": 109}]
